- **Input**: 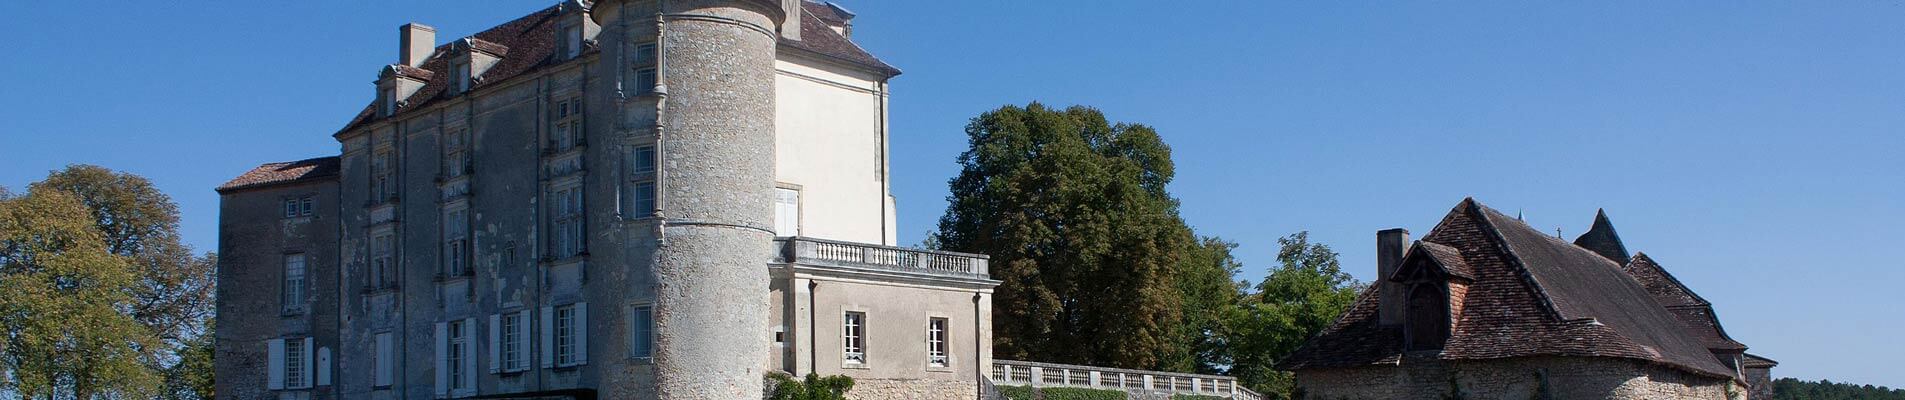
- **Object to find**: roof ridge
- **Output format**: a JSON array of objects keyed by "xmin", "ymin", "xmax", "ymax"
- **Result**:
[{"xmin": 1464, "ymin": 199, "xmax": 1568, "ymax": 322}]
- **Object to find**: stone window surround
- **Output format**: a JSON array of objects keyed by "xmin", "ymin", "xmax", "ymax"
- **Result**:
[
  {"xmin": 925, "ymin": 315, "xmax": 951, "ymax": 371},
  {"xmin": 282, "ymin": 252, "xmax": 307, "ymax": 316},
  {"xmin": 842, "ymin": 308, "xmax": 868, "ymax": 369},
  {"xmin": 627, "ymin": 302, "xmax": 655, "ymax": 362}
]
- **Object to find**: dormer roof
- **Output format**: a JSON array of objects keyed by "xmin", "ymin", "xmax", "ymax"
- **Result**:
[{"xmin": 1573, "ymin": 208, "xmax": 1631, "ymax": 265}]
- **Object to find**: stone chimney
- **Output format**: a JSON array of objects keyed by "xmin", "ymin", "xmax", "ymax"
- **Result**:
[
  {"xmin": 399, "ymin": 23, "xmax": 436, "ymax": 67},
  {"xmin": 1377, "ymin": 228, "xmax": 1410, "ymax": 326}
]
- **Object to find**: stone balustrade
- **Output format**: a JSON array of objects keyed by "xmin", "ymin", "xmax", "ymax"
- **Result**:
[
  {"xmin": 990, "ymin": 359, "xmax": 1263, "ymax": 400},
  {"xmin": 772, "ymin": 237, "xmax": 990, "ymax": 279}
]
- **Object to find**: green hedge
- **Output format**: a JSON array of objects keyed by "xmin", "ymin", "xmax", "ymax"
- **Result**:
[
  {"xmin": 1039, "ymin": 387, "xmax": 1128, "ymax": 400},
  {"xmin": 999, "ymin": 385, "xmax": 1040, "ymax": 400}
]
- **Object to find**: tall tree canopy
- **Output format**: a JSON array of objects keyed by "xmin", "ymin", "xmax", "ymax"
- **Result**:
[
  {"xmin": 1223, "ymin": 232, "xmax": 1363, "ymax": 397},
  {"xmin": 1, "ymin": 165, "xmax": 216, "ymax": 399},
  {"xmin": 0, "ymin": 185, "xmax": 163, "ymax": 398},
  {"xmin": 1165, "ymin": 237, "xmax": 1245, "ymax": 374},
  {"xmin": 935, "ymin": 103, "xmax": 1195, "ymax": 369}
]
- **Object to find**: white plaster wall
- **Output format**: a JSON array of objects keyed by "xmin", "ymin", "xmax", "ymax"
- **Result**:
[{"xmin": 773, "ymin": 54, "xmax": 894, "ymax": 245}]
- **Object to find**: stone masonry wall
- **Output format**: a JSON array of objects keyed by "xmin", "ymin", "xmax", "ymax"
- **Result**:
[
  {"xmin": 846, "ymin": 378, "xmax": 979, "ymax": 400},
  {"xmin": 1295, "ymin": 356, "xmax": 1742, "ymax": 400}
]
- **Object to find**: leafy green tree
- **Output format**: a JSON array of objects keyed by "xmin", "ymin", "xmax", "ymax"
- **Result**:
[
  {"xmin": 1163, "ymin": 237, "xmax": 1245, "ymax": 374},
  {"xmin": 1222, "ymin": 232, "xmax": 1363, "ymax": 397},
  {"xmin": 1771, "ymin": 377, "xmax": 1905, "ymax": 400},
  {"xmin": 0, "ymin": 186, "xmax": 164, "ymax": 399},
  {"xmin": 935, "ymin": 103, "xmax": 1193, "ymax": 369},
  {"xmin": 162, "ymin": 321, "xmax": 216, "ymax": 400},
  {"xmin": 33, "ymin": 165, "xmax": 216, "ymax": 349}
]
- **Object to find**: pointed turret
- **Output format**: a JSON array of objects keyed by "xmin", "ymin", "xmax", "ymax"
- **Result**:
[{"xmin": 1573, "ymin": 208, "xmax": 1631, "ymax": 264}]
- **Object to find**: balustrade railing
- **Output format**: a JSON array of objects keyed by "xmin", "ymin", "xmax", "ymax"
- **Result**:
[
  {"xmin": 773, "ymin": 237, "xmax": 990, "ymax": 278},
  {"xmin": 989, "ymin": 359, "xmax": 1263, "ymax": 400}
]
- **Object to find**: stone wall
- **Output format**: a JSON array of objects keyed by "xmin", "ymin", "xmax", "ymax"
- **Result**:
[
  {"xmin": 1295, "ymin": 356, "xmax": 1742, "ymax": 400},
  {"xmin": 846, "ymin": 378, "xmax": 979, "ymax": 400}
]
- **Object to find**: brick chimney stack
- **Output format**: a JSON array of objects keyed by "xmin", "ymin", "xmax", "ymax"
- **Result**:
[
  {"xmin": 400, "ymin": 23, "xmax": 436, "ymax": 67},
  {"xmin": 1377, "ymin": 228, "xmax": 1410, "ymax": 326}
]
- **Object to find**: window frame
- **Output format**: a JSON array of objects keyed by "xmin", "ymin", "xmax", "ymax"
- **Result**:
[
  {"xmin": 555, "ymin": 304, "xmax": 578, "ymax": 367},
  {"xmin": 447, "ymin": 319, "xmax": 468, "ymax": 391},
  {"xmin": 282, "ymin": 253, "xmax": 306, "ymax": 315},
  {"xmin": 285, "ymin": 337, "xmax": 306, "ymax": 389},
  {"xmin": 501, "ymin": 312, "xmax": 524, "ymax": 372},
  {"xmin": 628, "ymin": 304, "xmax": 654, "ymax": 360},
  {"xmin": 927, "ymin": 317, "xmax": 949, "ymax": 368},
  {"xmin": 843, "ymin": 311, "xmax": 867, "ymax": 366}
]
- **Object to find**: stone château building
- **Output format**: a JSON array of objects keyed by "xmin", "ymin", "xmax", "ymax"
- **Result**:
[
  {"xmin": 1278, "ymin": 198, "xmax": 1776, "ymax": 399},
  {"xmin": 214, "ymin": 1, "xmax": 1000, "ymax": 399}
]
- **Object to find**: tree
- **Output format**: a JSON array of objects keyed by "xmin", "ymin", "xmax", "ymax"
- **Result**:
[
  {"xmin": 33, "ymin": 165, "xmax": 216, "ymax": 349},
  {"xmin": 162, "ymin": 321, "xmax": 216, "ymax": 400},
  {"xmin": 935, "ymin": 103, "xmax": 1193, "ymax": 369},
  {"xmin": 1222, "ymin": 232, "xmax": 1363, "ymax": 397},
  {"xmin": 1163, "ymin": 237, "xmax": 1245, "ymax": 374},
  {"xmin": 0, "ymin": 186, "xmax": 164, "ymax": 399}
]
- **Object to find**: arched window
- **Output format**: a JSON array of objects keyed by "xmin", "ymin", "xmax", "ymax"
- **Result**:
[{"xmin": 1406, "ymin": 283, "xmax": 1449, "ymax": 351}]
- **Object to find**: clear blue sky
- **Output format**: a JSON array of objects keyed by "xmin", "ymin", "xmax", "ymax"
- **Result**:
[{"xmin": 2, "ymin": 1, "xmax": 1899, "ymax": 387}]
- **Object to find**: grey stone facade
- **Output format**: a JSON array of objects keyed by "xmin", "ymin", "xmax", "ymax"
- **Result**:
[
  {"xmin": 1294, "ymin": 356, "xmax": 1742, "ymax": 400},
  {"xmin": 216, "ymin": 1, "xmax": 1000, "ymax": 399}
]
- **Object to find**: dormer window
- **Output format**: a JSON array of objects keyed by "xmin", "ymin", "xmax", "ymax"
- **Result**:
[
  {"xmin": 451, "ymin": 59, "xmax": 471, "ymax": 93},
  {"xmin": 1405, "ymin": 283, "xmax": 1449, "ymax": 351},
  {"xmin": 382, "ymin": 87, "xmax": 398, "ymax": 116},
  {"xmin": 563, "ymin": 25, "xmax": 583, "ymax": 59}
]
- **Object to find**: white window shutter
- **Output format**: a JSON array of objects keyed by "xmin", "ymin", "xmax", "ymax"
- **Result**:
[
  {"xmin": 374, "ymin": 333, "xmax": 393, "ymax": 387},
  {"xmin": 317, "ymin": 346, "xmax": 332, "ymax": 386},
  {"xmin": 514, "ymin": 310, "xmax": 531, "ymax": 371},
  {"xmin": 540, "ymin": 306, "xmax": 555, "ymax": 369},
  {"xmin": 462, "ymin": 317, "xmax": 478, "ymax": 392},
  {"xmin": 300, "ymin": 337, "xmax": 316, "ymax": 389},
  {"xmin": 434, "ymin": 322, "xmax": 449, "ymax": 398},
  {"xmin": 573, "ymin": 302, "xmax": 588, "ymax": 365},
  {"xmin": 267, "ymin": 338, "xmax": 286, "ymax": 390},
  {"xmin": 488, "ymin": 314, "xmax": 502, "ymax": 374}
]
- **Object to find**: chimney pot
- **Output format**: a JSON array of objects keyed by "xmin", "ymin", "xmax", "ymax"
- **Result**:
[
  {"xmin": 400, "ymin": 23, "xmax": 436, "ymax": 67},
  {"xmin": 1377, "ymin": 228, "xmax": 1411, "ymax": 326}
]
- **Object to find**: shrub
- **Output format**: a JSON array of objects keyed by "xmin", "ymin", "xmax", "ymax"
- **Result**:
[
  {"xmin": 768, "ymin": 373, "xmax": 855, "ymax": 400},
  {"xmin": 999, "ymin": 385, "xmax": 1040, "ymax": 400},
  {"xmin": 1040, "ymin": 387, "xmax": 1128, "ymax": 400}
]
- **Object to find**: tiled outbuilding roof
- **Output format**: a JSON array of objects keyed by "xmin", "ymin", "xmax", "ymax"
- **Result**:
[
  {"xmin": 1279, "ymin": 198, "xmax": 1738, "ymax": 379},
  {"xmin": 216, "ymin": 157, "xmax": 340, "ymax": 193},
  {"xmin": 1743, "ymin": 353, "xmax": 1778, "ymax": 369},
  {"xmin": 1624, "ymin": 252, "xmax": 1750, "ymax": 352},
  {"xmin": 335, "ymin": 1, "xmax": 897, "ymax": 137}
]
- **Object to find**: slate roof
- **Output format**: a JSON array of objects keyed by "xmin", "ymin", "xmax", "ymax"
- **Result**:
[
  {"xmin": 335, "ymin": 1, "xmax": 897, "ymax": 137},
  {"xmin": 1279, "ymin": 198, "xmax": 1738, "ymax": 379},
  {"xmin": 1624, "ymin": 252, "xmax": 1749, "ymax": 352},
  {"xmin": 216, "ymin": 157, "xmax": 341, "ymax": 193},
  {"xmin": 1573, "ymin": 209, "xmax": 1631, "ymax": 265}
]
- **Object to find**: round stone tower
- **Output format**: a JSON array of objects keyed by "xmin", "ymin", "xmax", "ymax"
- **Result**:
[{"xmin": 595, "ymin": 0, "xmax": 790, "ymax": 398}]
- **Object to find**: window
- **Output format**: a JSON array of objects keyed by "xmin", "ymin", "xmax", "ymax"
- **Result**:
[
  {"xmin": 443, "ymin": 208, "xmax": 469, "ymax": 277},
  {"xmin": 774, "ymin": 188, "xmax": 800, "ymax": 237},
  {"xmin": 372, "ymin": 149, "xmax": 395, "ymax": 202},
  {"xmin": 553, "ymin": 304, "xmax": 584, "ymax": 367},
  {"xmin": 563, "ymin": 25, "xmax": 583, "ymax": 59},
  {"xmin": 927, "ymin": 318, "xmax": 948, "ymax": 367},
  {"xmin": 452, "ymin": 59, "xmax": 471, "ymax": 93},
  {"xmin": 843, "ymin": 312, "xmax": 865, "ymax": 364},
  {"xmin": 550, "ymin": 187, "xmax": 585, "ymax": 259},
  {"xmin": 283, "ymin": 196, "xmax": 314, "ymax": 218},
  {"xmin": 500, "ymin": 312, "xmax": 526, "ymax": 372},
  {"xmin": 444, "ymin": 129, "xmax": 470, "ymax": 179},
  {"xmin": 371, "ymin": 233, "xmax": 394, "ymax": 289},
  {"xmin": 633, "ymin": 42, "xmax": 657, "ymax": 65},
  {"xmin": 383, "ymin": 88, "xmax": 398, "ymax": 115},
  {"xmin": 551, "ymin": 97, "xmax": 584, "ymax": 152},
  {"xmin": 627, "ymin": 145, "xmax": 657, "ymax": 218},
  {"xmin": 634, "ymin": 68, "xmax": 657, "ymax": 96},
  {"xmin": 285, "ymin": 338, "xmax": 306, "ymax": 388},
  {"xmin": 629, "ymin": 305, "xmax": 654, "ymax": 358},
  {"xmin": 283, "ymin": 254, "xmax": 306, "ymax": 314},
  {"xmin": 374, "ymin": 332, "xmax": 394, "ymax": 388},
  {"xmin": 447, "ymin": 320, "xmax": 468, "ymax": 391}
]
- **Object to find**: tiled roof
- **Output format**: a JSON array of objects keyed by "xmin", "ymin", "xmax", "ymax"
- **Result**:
[
  {"xmin": 1625, "ymin": 253, "xmax": 1749, "ymax": 352},
  {"xmin": 1411, "ymin": 240, "xmax": 1474, "ymax": 280},
  {"xmin": 216, "ymin": 157, "xmax": 340, "ymax": 193},
  {"xmin": 336, "ymin": 1, "xmax": 897, "ymax": 137},
  {"xmin": 1279, "ymin": 198, "xmax": 1738, "ymax": 379},
  {"xmin": 1743, "ymin": 353, "xmax": 1778, "ymax": 369}
]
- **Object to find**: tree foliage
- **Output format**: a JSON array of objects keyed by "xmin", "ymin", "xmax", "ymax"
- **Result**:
[
  {"xmin": 1164, "ymin": 237, "xmax": 1245, "ymax": 374},
  {"xmin": 1771, "ymin": 378, "xmax": 1905, "ymax": 400},
  {"xmin": 0, "ymin": 185, "xmax": 163, "ymax": 398},
  {"xmin": 936, "ymin": 103, "xmax": 1194, "ymax": 369},
  {"xmin": 1221, "ymin": 232, "xmax": 1363, "ymax": 397},
  {"xmin": 1, "ymin": 165, "xmax": 217, "ymax": 399},
  {"xmin": 768, "ymin": 373, "xmax": 855, "ymax": 400}
]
